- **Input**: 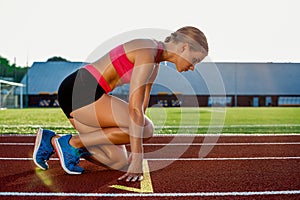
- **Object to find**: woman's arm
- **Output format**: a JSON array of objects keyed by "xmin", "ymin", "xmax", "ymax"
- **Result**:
[
  {"xmin": 143, "ymin": 64, "xmax": 159, "ymax": 112},
  {"xmin": 118, "ymin": 49, "xmax": 156, "ymax": 182}
]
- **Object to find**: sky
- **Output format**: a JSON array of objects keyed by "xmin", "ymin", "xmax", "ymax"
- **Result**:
[{"xmin": 1, "ymin": 0, "xmax": 300, "ymax": 66}]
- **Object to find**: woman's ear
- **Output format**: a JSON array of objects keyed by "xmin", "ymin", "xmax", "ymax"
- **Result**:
[
  {"xmin": 175, "ymin": 42, "xmax": 189, "ymax": 53},
  {"xmin": 181, "ymin": 42, "xmax": 189, "ymax": 53}
]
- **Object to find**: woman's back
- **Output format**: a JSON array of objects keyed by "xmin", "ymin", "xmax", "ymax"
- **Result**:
[{"xmin": 91, "ymin": 39, "xmax": 162, "ymax": 91}]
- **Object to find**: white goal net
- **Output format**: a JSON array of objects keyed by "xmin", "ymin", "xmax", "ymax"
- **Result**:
[{"xmin": 0, "ymin": 79, "xmax": 25, "ymax": 109}]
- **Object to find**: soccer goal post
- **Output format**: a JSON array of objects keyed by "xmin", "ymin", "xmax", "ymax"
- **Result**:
[{"xmin": 0, "ymin": 79, "xmax": 25, "ymax": 109}]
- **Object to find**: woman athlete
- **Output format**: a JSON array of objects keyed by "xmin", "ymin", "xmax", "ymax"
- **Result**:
[{"xmin": 33, "ymin": 26, "xmax": 209, "ymax": 182}]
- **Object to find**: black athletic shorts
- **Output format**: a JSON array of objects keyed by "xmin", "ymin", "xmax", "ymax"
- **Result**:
[{"xmin": 58, "ymin": 68, "xmax": 106, "ymax": 118}]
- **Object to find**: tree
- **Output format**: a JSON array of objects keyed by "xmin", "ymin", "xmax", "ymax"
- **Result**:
[
  {"xmin": 0, "ymin": 55, "xmax": 29, "ymax": 82},
  {"xmin": 0, "ymin": 56, "xmax": 10, "ymax": 67},
  {"xmin": 47, "ymin": 56, "xmax": 69, "ymax": 62}
]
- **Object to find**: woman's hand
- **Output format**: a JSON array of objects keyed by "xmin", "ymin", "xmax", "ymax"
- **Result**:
[{"xmin": 118, "ymin": 155, "xmax": 143, "ymax": 182}]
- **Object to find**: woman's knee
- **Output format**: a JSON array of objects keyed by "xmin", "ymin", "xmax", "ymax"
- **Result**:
[{"xmin": 143, "ymin": 116, "xmax": 154, "ymax": 140}]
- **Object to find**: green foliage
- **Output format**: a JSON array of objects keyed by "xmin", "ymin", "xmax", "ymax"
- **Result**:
[
  {"xmin": 47, "ymin": 56, "xmax": 70, "ymax": 62},
  {"xmin": 0, "ymin": 55, "xmax": 70, "ymax": 83},
  {"xmin": 0, "ymin": 57, "xmax": 10, "ymax": 66},
  {"xmin": 0, "ymin": 56, "xmax": 29, "ymax": 82}
]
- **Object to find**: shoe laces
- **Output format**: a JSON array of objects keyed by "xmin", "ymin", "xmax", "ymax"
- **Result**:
[{"xmin": 64, "ymin": 148, "xmax": 84, "ymax": 166}]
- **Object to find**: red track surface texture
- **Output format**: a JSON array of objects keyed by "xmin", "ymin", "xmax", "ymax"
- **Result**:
[{"xmin": 0, "ymin": 134, "xmax": 300, "ymax": 200}]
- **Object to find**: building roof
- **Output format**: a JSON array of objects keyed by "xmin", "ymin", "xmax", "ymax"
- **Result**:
[
  {"xmin": 20, "ymin": 61, "xmax": 85, "ymax": 95},
  {"xmin": 20, "ymin": 61, "xmax": 300, "ymax": 96},
  {"xmin": 151, "ymin": 62, "xmax": 300, "ymax": 95}
]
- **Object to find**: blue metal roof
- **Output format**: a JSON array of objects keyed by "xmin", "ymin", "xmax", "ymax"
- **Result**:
[
  {"xmin": 20, "ymin": 61, "xmax": 300, "ymax": 96},
  {"xmin": 20, "ymin": 61, "xmax": 85, "ymax": 95},
  {"xmin": 152, "ymin": 62, "xmax": 300, "ymax": 95}
]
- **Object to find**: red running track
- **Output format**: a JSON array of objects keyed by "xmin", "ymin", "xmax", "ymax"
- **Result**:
[{"xmin": 0, "ymin": 134, "xmax": 300, "ymax": 200}]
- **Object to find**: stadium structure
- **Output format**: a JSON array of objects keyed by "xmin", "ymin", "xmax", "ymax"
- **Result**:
[{"xmin": 19, "ymin": 61, "xmax": 300, "ymax": 107}]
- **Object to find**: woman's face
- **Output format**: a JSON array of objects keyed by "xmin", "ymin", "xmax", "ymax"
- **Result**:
[{"xmin": 174, "ymin": 43, "xmax": 206, "ymax": 72}]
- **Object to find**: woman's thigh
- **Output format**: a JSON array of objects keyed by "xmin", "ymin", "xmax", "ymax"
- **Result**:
[
  {"xmin": 70, "ymin": 94, "xmax": 130, "ymax": 129},
  {"xmin": 70, "ymin": 93, "xmax": 154, "ymax": 140}
]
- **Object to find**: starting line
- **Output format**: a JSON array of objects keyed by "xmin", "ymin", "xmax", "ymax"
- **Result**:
[
  {"xmin": 110, "ymin": 159, "xmax": 154, "ymax": 193},
  {"xmin": 1, "ymin": 190, "xmax": 300, "ymax": 197}
]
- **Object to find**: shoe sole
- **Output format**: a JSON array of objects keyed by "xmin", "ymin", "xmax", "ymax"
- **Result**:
[
  {"xmin": 32, "ymin": 127, "xmax": 48, "ymax": 170},
  {"xmin": 53, "ymin": 138, "xmax": 82, "ymax": 175}
]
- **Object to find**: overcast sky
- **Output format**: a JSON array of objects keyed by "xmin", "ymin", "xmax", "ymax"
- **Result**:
[{"xmin": 1, "ymin": 0, "xmax": 300, "ymax": 66}]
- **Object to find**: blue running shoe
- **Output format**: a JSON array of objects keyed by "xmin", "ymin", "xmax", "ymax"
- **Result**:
[
  {"xmin": 33, "ymin": 128, "xmax": 56, "ymax": 170},
  {"xmin": 54, "ymin": 134, "xmax": 84, "ymax": 175}
]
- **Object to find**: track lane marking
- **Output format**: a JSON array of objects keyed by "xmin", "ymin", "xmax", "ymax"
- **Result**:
[
  {"xmin": 110, "ymin": 159, "xmax": 153, "ymax": 193},
  {"xmin": 1, "ymin": 157, "xmax": 300, "ymax": 161},
  {"xmin": 0, "ymin": 190, "xmax": 300, "ymax": 197},
  {"xmin": 1, "ymin": 133, "xmax": 300, "ymax": 137},
  {"xmin": 146, "ymin": 157, "xmax": 300, "ymax": 161},
  {"xmin": 1, "ymin": 142, "xmax": 300, "ymax": 146},
  {"xmin": 0, "ymin": 143, "xmax": 34, "ymax": 145},
  {"xmin": 1, "ymin": 124, "xmax": 300, "ymax": 128},
  {"xmin": 141, "ymin": 159, "xmax": 154, "ymax": 192}
]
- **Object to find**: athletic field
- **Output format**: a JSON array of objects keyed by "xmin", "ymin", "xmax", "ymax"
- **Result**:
[
  {"xmin": 1, "ymin": 107, "xmax": 300, "ymax": 199},
  {"xmin": 0, "ymin": 107, "xmax": 299, "ymax": 134}
]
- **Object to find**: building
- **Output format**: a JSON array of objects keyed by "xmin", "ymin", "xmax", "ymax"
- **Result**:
[
  {"xmin": 148, "ymin": 62, "xmax": 300, "ymax": 107},
  {"xmin": 20, "ymin": 61, "xmax": 85, "ymax": 107},
  {"xmin": 20, "ymin": 61, "xmax": 300, "ymax": 107}
]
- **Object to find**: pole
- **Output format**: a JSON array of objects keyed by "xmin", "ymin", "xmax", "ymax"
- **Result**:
[
  {"xmin": 0, "ymin": 82, "xmax": 2, "ymax": 108},
  {"xmin": 25, "ymin": 60, "xmax": 29, "ymax": 108},
  {"xmin": 20, "ymin": 86, "xmax": 23, "ymax": 109},
  {"xmin": 234, "ymin": 64, "xmax": 237, "ymax": 107},
  {"xmin": 14, "ymin": 57, "xmax": 16, "ymax": 81}
]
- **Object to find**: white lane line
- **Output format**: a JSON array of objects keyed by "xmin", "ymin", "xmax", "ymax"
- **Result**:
[
  {"xmin": 0, "ymin": 158, "xmax": 59, "ymax": 161},
  {"xmin": 1, "ymin": 142, "xmax": 300, "ymax": 146},
  {"xmin": 1, "ymin": 133, "xmax": 300, "ymax": 137},
  {"xmin": 156, "ymin": 124, "xmax": 300, "ymax": 128},
  {"xmin": 144, "ymin": 142, "xmax": 300, "ymax": 146},
  {"xmin": 151, "ymin": 133, "xmax": 300, "ymax": 136},
  {"xmin": 1, "ymin": 157, "xmax": 300, "ymax": 161},
  {"xmin": 0, "ymin": 143, "xmax": 34, "ymax": 145},
  {"xmin": 0, "ymin": 190, "xmax": 300, "ymax": 197},
  {"xmin": 146, "ymin": 157, "xmax": 300, "ymax": 161},
  {"xmin": 1, "ymin": 124, "xmax": 300, "ymax": 128}
]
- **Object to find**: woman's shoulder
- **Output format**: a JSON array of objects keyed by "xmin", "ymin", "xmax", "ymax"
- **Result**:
[{"xmin": 124, "ymin": 38, "xmax": 158, "ymax": 52}]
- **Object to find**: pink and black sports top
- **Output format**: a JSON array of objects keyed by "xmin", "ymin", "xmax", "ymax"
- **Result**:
[{"xmin": 84, "ymin": 41, "xmax": 163, "ymax": 93}]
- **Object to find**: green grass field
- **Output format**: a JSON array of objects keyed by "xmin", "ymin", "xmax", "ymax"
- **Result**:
[{"xmin": 0, "ymin": 107, "xmax": 299, "ymax": 134}]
